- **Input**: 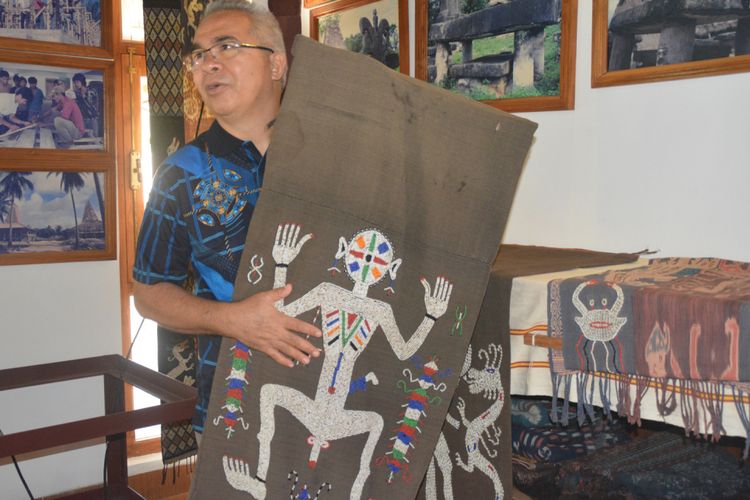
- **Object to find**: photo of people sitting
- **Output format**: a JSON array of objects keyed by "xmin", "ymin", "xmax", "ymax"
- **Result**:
[{"xmin": 0, "ymin": 63, "xmax": 103, "ymax": 149}]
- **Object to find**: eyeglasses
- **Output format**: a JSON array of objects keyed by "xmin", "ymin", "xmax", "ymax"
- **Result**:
[{"xmin": 187, "ymin": 40, "xmax": 274, "ymax": 70}]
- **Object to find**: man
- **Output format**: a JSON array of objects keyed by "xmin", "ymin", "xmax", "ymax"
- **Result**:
[
  {"xmin": 50, "ymin": 86, "xmax": 85, "ymax": 147},
  {"xmin": 0, "ymin": 71, "xmax": 11, "ymax": 93},
  {"xmin": 133, "ymin": 0, "xmax": 322, "ymax": 435},
  {"xmin": 9, "ymin": 74, "xmax": 22, "ymax": 94},
  {"xmin": 19, "ymin": 0, "xmax": 32, "ymax": 29},
  {"xmin": 0, "ymin": 87, "xmax": 33, "ymax": 135},
  {"xmin": 27, "ymin": 76, "xmax": 44, "ymax": 121},
  {"xmin": 72, "ymin": 73, "xmax": 98, "ymax": 132}
]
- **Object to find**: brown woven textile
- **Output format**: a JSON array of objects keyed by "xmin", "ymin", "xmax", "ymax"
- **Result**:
[{"xmin": 189, "ymin": 36, "xmax": 536, "ymax": 499}]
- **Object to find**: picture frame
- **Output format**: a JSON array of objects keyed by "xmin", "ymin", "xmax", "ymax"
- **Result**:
[
  {"xmin": 592, "ymin": 0, "xmax": 750, "ymax": 88},
  {"xmin": 304, "ymin": 0, "xmax": 337, "ymax": 9},
  {"xmin": 415, "ymin": 0, "xmax": 577, "ymax": 112},
  {"xmin": 0, "ymin": 49, "xmax": 114, "ymax": 164},
  {"xmin": 0, "ymin": 1, "xmax": 112, "ymax": 59},
  {"xmin": 0, "ymin": 167, "xmax": 115, "ymax": 266},
  {"xmin": 310, "ymin": 0, "xmax": 410, "ymax": 75}
]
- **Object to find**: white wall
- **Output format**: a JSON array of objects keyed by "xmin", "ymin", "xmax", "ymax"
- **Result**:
[
  {"xmin": 508, "ymin": 6, "xmax": 750, "ymax": 262},
  {"xmin": 0, "ymin": 260, "xmax": 121, "ymax": 498}
]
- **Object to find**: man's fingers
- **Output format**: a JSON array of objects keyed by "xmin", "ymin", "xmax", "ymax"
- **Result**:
[
  {"xmin": 267, "ymin": 348, "xmax": 294, "ymax": 368},
  {"xmin": 267, "ymin": 283, "xmax": 293, "ymax": 300},
  {"xmin": 283, "ymin": 330, "xmax": 320, "ymax": 357},
  {"xmin": 287, "ymin": 316, "xmax": 322, "ymax": 338},
  {"xmin": 276, "ymin": 341, "xmax": 312, "ymax": 366}
]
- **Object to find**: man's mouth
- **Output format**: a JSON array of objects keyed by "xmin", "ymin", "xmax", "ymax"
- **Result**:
[{"xmin": 204, "ymin": 82, "xmax": 226, "ymax": 94}]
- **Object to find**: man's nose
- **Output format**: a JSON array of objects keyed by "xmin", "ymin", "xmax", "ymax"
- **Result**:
[{"xmin": 201, "ymin": 52, "xmax": 223, "ymax": 72}]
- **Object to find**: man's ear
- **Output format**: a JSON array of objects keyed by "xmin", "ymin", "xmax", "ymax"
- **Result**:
[{"xmin": 270, "ymin": 52, "xmax": 288, "ymax": 83}]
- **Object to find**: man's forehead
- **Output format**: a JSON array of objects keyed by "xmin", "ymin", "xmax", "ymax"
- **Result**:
[{"xmin": 194, "ymin": 13, "xmax": 253, "ymax": 47}]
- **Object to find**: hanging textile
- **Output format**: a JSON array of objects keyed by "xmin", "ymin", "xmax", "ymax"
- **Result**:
[
  {"xmin": 143, "ymin": 0, "xmax": 199, "ymax": 469},
  {"xmin": 189, "ymin": 36, "xmax": 537, "ymax": 499}
]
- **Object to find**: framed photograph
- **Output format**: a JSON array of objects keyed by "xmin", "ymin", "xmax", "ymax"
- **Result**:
[
  {"xmin": 0, "ymin": 50, "xmax": 114, "ymax": 161},
  {"xmin": 310, "ymin": 0, "xmax": 410, "ymax": 75},
  {"xmin": 592, "ymin": 0, "xmax": 750, "ymax": 87},
  {"xmin": 0, "ymin": 168, "xmax": 115, "ymax": 265},
  {"xmin": 415, "ymin": 0, "xmax": 577, "ymax": 112},
  {"xmin": 0, "ymin": 1, "xmax": 112, "ymax": 58}
]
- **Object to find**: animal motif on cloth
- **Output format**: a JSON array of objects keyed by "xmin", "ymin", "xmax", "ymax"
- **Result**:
[
  {"xmin": 247, "ymin": 254, "xmax": 264, "ymax": 285},
  {"xmin": 451, "ymin": 305, "xmax": 467, "ymax": 336},
  {"xmin": 213, "ymin": 342, "xmax": 252, "ymax": 438},
  {"xmin": 166, "ymin": 339, "xmax": 195, "ymax": 385},
  {"xmin": 287, "ymin": 470, "xmax": 332, "ymax": 499},
  {"xmin": 572, "ymin": 280, "xmax": 627, "ymax": 373},
  {"xmin": 375, "ymin": 356, "xmax": 450, "ymax": 483},
  {"xmin": 223, "ymin": 223, "xmax": 453, "ymax": 499},
  {"xmin": 426, "ymin": 343, "xmax": 506, "ymax": 500},
  {"xmin": 645, "ymin": 321, "xmax": 671, "ymax": 378},
  {"xmin": 425, "ymin": 345, "xmax": 472, "ymax": 500}
]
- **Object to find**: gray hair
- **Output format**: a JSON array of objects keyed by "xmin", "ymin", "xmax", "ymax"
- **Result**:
[{"xmin": 203, "ymin": 0, "xmax": 286, "ymax": 55}]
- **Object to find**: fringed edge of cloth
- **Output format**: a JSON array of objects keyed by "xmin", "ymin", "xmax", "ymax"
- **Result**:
[
  {"xmin": 677, "ymin": 379, "xmax": 726, "ymax": 442},
  {"xmin": 161, "ymin": 452, "xmax": 197, "ymax": 485},
  {"xmin": 548, "ymin": 369, "xmax": 750, "ymax": 459},
  {"xmin": 731, "ymin": 383, "xmax": 750, "ymax": 460}
]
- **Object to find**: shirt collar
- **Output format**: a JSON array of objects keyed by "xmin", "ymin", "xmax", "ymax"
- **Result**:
[{"xmin": 201, "ymin": 120, "xmax": 245, "ymax": 157}]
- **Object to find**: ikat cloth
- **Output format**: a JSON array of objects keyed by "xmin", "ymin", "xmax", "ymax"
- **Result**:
[
  {"xmin": 189, "ymin": 36, "xmax": 537, "ymax": 499},
  {"xmin": 549, "ymin": 257, "xmax": 750, "ymax": 382},
  {"xmin": 143, "ymin": 0, "xmax": 197, "ymax": 466}
]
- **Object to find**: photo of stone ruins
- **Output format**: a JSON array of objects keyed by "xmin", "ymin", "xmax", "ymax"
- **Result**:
[
  {"xmin": 427, "ymin": 0, "xmax": 562, "ymax": 101},
  {"xmin": 607, "ymin": 0, "xmax": 750, "ymax": 70}
]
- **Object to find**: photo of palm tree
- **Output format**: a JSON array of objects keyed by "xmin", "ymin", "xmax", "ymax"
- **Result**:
[{"xmin": 0, "ymin": 169, "xmax": 105, "ymax": 255}]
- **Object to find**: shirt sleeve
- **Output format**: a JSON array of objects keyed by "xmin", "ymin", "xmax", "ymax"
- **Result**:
[{"xmin": 133, "ymin": 163, "xmax": 193, "ymax": 286}]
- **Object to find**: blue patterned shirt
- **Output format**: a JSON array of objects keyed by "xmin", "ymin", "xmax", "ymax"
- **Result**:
[{"xmin": 134, "ymin": 121, "xmax": 264, "ymax": 431}]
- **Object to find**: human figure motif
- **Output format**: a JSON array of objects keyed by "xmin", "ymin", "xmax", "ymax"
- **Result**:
[
  {"xmin": 224, "ymin": 223, "xmax": 453, "ymax": 499},
  {"xmin": 572, "ymin": 280, "xmax": 627, "ymax": 372}
]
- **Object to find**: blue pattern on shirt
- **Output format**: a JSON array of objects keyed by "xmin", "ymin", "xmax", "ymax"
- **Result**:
[{"xmin": 133, "ymin": 122, "xmax": 264, "ymax": 430}]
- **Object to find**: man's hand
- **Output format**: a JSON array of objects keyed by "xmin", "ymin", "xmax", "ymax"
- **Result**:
[
  {"xmin": 272, "ymin": 223, "xmax": 312, "ymax": 266},
  {"xmin": 222, "ymin": 284, "xmax": 321, "ymax": 368},
  {"xmin": 132, "ymin": 281, "xmax": 321, "ymax": 369}
]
